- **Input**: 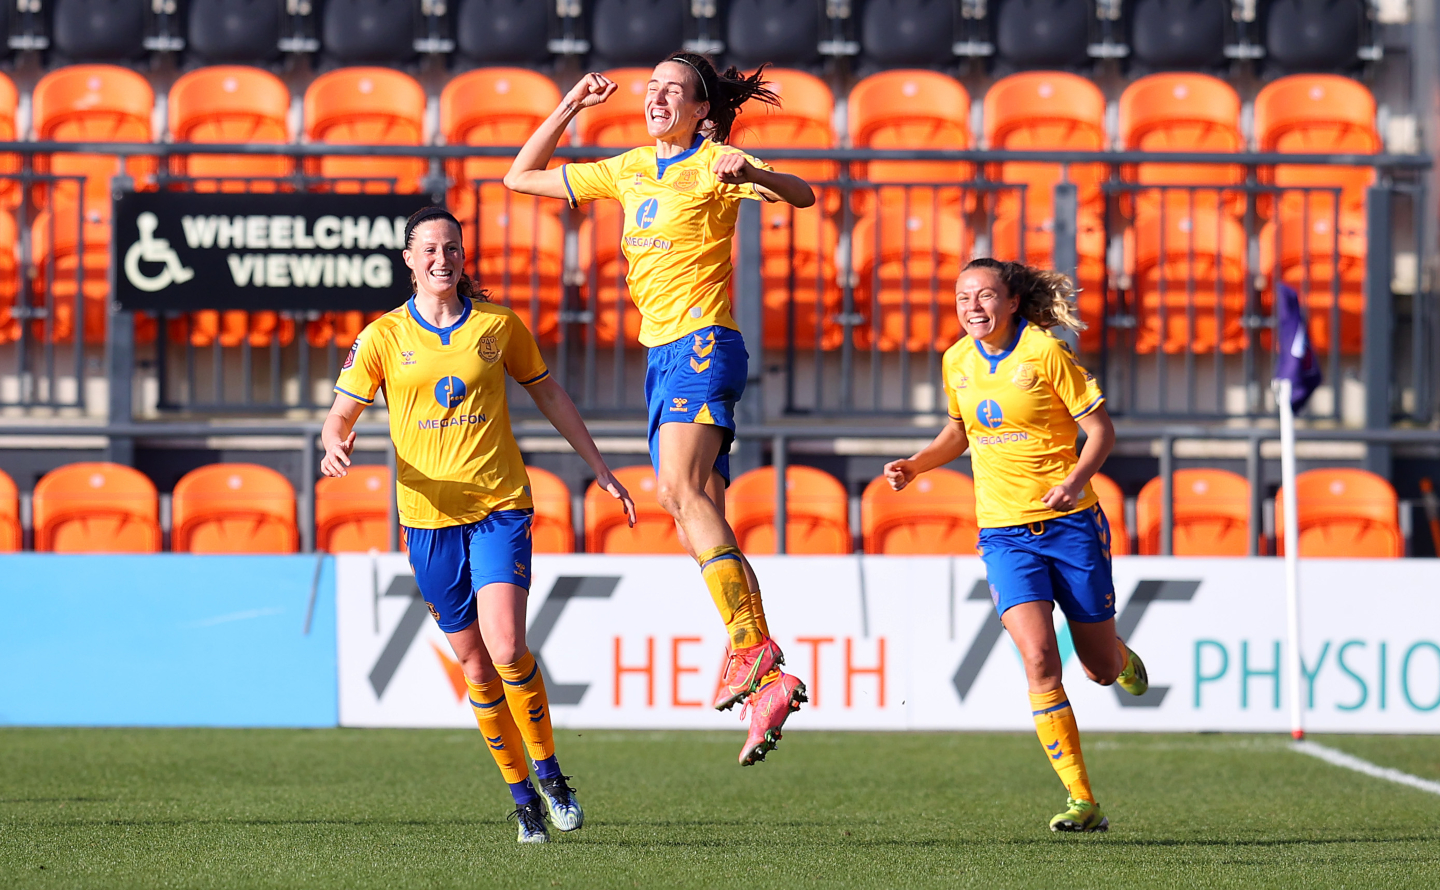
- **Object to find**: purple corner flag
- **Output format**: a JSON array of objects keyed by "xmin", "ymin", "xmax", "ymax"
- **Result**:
[{"xmin": 1275, "ymin": 283, "xmax": 1322, "ymax": 412}]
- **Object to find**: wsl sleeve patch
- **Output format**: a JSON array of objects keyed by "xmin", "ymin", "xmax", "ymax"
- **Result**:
[{"xmin": 342, "ymin": 338, "xmax": 360, "ymax": 370}]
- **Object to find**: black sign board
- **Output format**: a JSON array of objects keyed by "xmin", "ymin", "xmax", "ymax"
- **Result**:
[{"xmin": 113, "ymin": 192, "xmax": 430, "ymax": 311}]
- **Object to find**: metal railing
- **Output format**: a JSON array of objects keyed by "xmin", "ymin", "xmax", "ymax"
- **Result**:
[
  {"xmin": 0, "ymin": 421, "xmax": 1436, "ymax": 556},
  {"xmin": 0, "ymin": 143, "xmax": 1431, "ymax": 432}
]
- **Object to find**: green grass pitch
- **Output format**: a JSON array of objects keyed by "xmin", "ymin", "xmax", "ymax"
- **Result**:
[{"xmin": 2, "ymin": 728, "xmax": 1437, "ymax": 889}]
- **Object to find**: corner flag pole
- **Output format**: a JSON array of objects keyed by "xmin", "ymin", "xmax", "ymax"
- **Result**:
[{"xmin": 1277, "ymin": 377, "xmax": 1305, "ymax": 741}]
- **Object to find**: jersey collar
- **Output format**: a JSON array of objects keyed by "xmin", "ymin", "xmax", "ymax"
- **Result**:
[
  {"xmin": 406, "ymin": 294, "xmax": 472, "ymax": 346},
  {"xmin": 655, "ymin": 133, "xmax": 705, "ymax": 180},
  {"xmin": 973, "ymin": 317, "xmax": 1026, "ymax": 374}
]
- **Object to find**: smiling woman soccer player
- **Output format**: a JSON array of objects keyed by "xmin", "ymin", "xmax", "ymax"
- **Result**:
[
  {"xmin": 504, "ymin": 53, "xmax": 816, "ymax": 766},
  {"xmin": 884, "ymin": 258, "xmax": 1150, "ymax": 833},
  {"xmin": 321, "ymin": 206, "xmax": 636, "ymax": 844}
]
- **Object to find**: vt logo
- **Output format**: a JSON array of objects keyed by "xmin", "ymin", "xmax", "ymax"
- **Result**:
[
  {"xmin": 368, "ymin": 574, "xmax": 620, "ymax": 705},
  {"xmin": 951, "ymin": 578, "xmax": 1200, "ymax": 707}
]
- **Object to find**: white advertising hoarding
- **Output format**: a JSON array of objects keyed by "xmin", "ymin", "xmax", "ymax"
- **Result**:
[{"xmin": 337, "ymin": 555, "xmax": 1440, "ymax": 733}]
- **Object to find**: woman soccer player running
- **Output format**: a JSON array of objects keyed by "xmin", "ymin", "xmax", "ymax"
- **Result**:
[
  {"xmin": 321, "ymin": 207, "xmax": 637, "ymax": 843},
  {"xmin": 504, "ymin": 54, "xmax": 815, "ymax": 765},
  {"xmin": 884, "ymin": 258, "xmax": 1149, "ymax": 832}
]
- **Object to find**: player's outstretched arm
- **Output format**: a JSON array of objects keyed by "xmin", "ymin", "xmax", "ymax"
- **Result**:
[
  {"xmin": 503, "ymin": 72, "xmax": 618, "ymax": 200},
  {"xmin": 525, "ymin": 377, "xmax": 637, "ymax": 527},
  {"xmin": 712, "ymin": 149, "xmax": 815, "ymax": 207},
  {"xmin": 320, "ymin": 394, "xmax": 367, "ymax": 477},
  {"xmin": 883, "ymin": 419, "xmax": 969, "ymax": 491},
  {"xmin": 1041, "ymin": 404, "xmax": 1114, "ymax": 512}
]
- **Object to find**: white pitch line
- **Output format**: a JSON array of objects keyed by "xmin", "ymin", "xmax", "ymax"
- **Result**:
[{"xmin": 1292, "ymin": 740, "xmax": 1440, "ymax": 797}]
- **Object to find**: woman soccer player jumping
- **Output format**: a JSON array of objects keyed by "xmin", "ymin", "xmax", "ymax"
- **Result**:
[
  {"xmin": 884, "ymin": 258, "xmax": 1149, "ymax": 832},
  {"xmin": 321, "ymin": 207, "xmax": 636, "ymax": 843},
  {"xmin": 504, "ymin": 54, "xmax": 816, "ymax": 765}
]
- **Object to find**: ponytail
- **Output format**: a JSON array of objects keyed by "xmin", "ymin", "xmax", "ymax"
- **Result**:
[
  {"xmin": 961, "ymin": 258, "xmax": 1086, "ymax": 333},
  {"xmin": 666, "ymin": 51, "xmax": 780, "ymax": 144}
]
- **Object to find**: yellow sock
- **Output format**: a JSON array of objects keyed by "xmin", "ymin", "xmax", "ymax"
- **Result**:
[
  {"xmin": 698, "ymin": 545, "xmax": 762, "ymax": 649},
  {"xmin": 494, "ymin": 651, "xmax": 555, "ymax": 762},
  {"xmin": 465, "ymin": 676, "xmax": 529, "ymax": 784},
  {"xmin": 1029, "ymin": 686, "xmax": 1095, "ymax": 803},
  {"xmin": 750, "ymin": 586, "xmax": 782, "ymax": 686}
]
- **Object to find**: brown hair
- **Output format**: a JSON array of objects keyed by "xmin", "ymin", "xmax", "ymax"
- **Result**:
[
  {"xmin": 403, "ymin": 206, "xmax": 487, "ymax": 301},
  {"xmin": 664, "ymin": 52, "xmax": 780, "ymax": 144},
  {"xmin": 960, "ymin": 258, "xmax": 1085, "ymax": 332}
]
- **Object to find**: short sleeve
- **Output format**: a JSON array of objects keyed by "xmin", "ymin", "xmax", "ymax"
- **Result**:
[
  {"xmin": 334, "ymin": 330, "xmax": 384, "ymax": 405},
  {"xmin": 719, "ymin": 151, "xmax": 775, "ymax": 202},
  {"xmin": 561, "ymin": 153, "xmax": 627, "ymax": 208},
  {"xmin": 1044, "ymin": 337, "xmax": 1105, "ymax": 420},
  {"xmin": 505, "ymin": 318, "xmax": 550, "ymax": 386},
  {"xmin": 941, "ymin": 345, "xmax": 965, "ymax": 422}
]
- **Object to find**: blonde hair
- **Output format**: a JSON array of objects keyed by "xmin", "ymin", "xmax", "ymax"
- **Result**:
[{"xmin": 960, "ymin": 258, "xmax": 1086, "ymax": 333}]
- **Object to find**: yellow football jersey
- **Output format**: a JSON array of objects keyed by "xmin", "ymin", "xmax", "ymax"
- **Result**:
[
  {"xmin": 334, "ymin": 296, "xmax": 549, "ymax": 529},
  {"xmin": 562, "ymin": 136, "xmax": 772, "ymax": 347},
  {"xmin": 942, "ymin": 319, "xmax": 1106, "ymax": 529}
]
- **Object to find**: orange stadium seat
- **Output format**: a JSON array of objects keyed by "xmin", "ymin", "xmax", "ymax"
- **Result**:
[
  {"xmin": 0, "ymin": 467, "xmax": 19, "ymax": 551},
  {"xmin": 172, "ymin": 463, "xmax": 298, "ymax": 553},
  {"xmin": 169, "ymin": 66, "xmax": 293, "ymax": 190},
  {"xmin": 0, "ymin": 71, "xmax": 19, "ymax": 207},
  {"xmin": 441, "ymin": 68, "xmax": 565, "ymax": 220},
  {"xmin": 466, "ymin": 198, "xmax": 564, "ymax": 343},
  {"xmin": 1137, "ymin": 468, "xmax": 1252, "ymax": 556},
  {"xmin": 1259, "ymin": 206, "xmax": 1366, "ymax": 355},
  {"xmin": 0, "ymin": 209, "xmax": 18, "ymax": 344},
  {"xmin": 32, "ymin": 65, "xmax": 157, "ymax": 211},
  {"xmin": 983, "ymin": 72, "xmax": 1107, "ymax": 218},
  {"xmin": 851, "ymin": 202, "xmax": 971, "ymax": 352},
  {"xmin": 168, "ymin": 66, "xmax": 295, "ymax": 350},
  {"xmin": 990, "ymin": 206, "xmax": 1106, "ymax": 351},
  {"xmin": 1089, "ymin": 471, "xmax": 1130, "ymax": 555},
  {"xmin": 1254, "ymin": 75, "xmax": 1379, "ymax": 213},
  {"xmin": 33, "ymin": 462, "xmax": 161, "ymax": 553},
  {"xmin": 315, "ymin": 465, "xmax": 394, "ymax": 552},
  {"xmin": 861, "ymin": 468, "xmax": 977, "ymax": 555},
  {"xmin": 1274, "ymin": 468, "xmax": 1402, "ymax": 558},
  {"xmin": 730, "ymin": 68, "xmax": 839, "ymax": 207},
  {"xmin": 577, "ymin": 68, "xmax": 651, "ymax": 146},
  {"xmin": 527, "ymin": 466, "xmax": 575, "ymax": 553},
  {"xmin": 30, "ymin": 204, "xmax": 128, "ymax": 345},
  {"xmin": 306, "ymin": 311, "xmax": 385, "ymax": 349},
  {"xmin": 585, "ymin": 465, "xmax": 682, "ymax": 554},
  {"xmin": 848, "ymin": 71, "xmax": 972, "ymax": 212},
  {"xmin": 1118, "ymin": 74, "xmax": 1244, "ymax": 210},
  {"xmin": 1128, "ymin": 204, "xmax": 1249, "ymax": 354},
  {"xmin": 756, "ymin": 200, "xmax": 841, "ymax": 350},
  {"xmin": 304, "ymin": 68, "xmax": 426, "ymax": 194},
  {"xmin": 727, "ymin": 466, "xmax": 851, "ymax": 554},
  {"xmin": 576, "ymin": 201, "xmax": 640, "ymax": 346}
]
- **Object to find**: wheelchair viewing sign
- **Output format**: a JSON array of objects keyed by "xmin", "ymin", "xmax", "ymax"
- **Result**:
[{"xmin": 113, "ymin": 193, "xmax": 429, "ymax": 311}]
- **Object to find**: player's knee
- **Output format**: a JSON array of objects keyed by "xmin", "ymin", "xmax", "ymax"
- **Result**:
[
  {"xmin": 461, "ymin": 657, "xmax": 497, "ymax": 686},
  {"xmin": 487, "ymin": 637, "xmax": 525, "ymax": 667},
  {"xmin": 655, "ymin": 477, "xmax": 699, "ymax": 517},
  {"xmin": 1020, "ymin": 649, "xmax": 1061, "ymax": 685}
]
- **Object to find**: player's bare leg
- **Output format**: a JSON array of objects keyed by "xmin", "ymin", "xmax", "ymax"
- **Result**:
[{"xmin": 1070, "ymin": 617, "xmax": 1148, "ymax": 696}]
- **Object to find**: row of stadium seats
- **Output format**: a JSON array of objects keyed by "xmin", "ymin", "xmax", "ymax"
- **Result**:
[
  {"xmin": 6, "ymin": 0, "xmax": 1378, "ymax": 75},
  {"xmin": 0, "ymin": 64, "xmax": 1381, "ymax": 353},
  {"xmin": 0, "ymin": 460, "xmax": 1404, "ymax": 558}
]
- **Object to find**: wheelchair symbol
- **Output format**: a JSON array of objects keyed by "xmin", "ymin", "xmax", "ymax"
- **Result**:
[{"xmin": 124, "ymin": 212, "xmax": 195, "ymax": 293}]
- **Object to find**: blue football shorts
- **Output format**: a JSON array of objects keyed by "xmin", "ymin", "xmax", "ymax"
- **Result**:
[
  {"xmin": 403, "ymin": 509, "xmax": 534, "ymax": 633},
  {"xmin": 978, "ymin": 503, "xmax": 1117, "ymax": 623},
  {"xmin": 644, "ymin": 324, "xmax": 748, "ymax": 484}
]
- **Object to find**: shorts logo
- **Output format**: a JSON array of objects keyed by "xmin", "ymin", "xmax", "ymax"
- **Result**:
[
  {"xmin": 690, "ymin": 331, "xmax": 714, "ymax": 372},
  {"xmin": 977, "ymin": 399, "xmax": 1004, "ymax": 429},
  {"xmin": 477, "ymin": 336, "xmax": 501, "ymax": 363},
  {"xmin": 673, "ymin": 168, "xmax": 699, "ymax": 192},
  {"xmin": 434, "ymin": 376, "xmax": 467, "ymax": 408},
  {"xmin": 514, "ymin": 561, "xmax": 527, "ymax": 578},
  {"xmin": 690, "ymin": 357, "xmax": 710, "ymax": 373},
  {"xmin": 342, "ymin": 339, "xmax": 359, "ymax": 370},
  {"xmin": 670, "ymin": 397, "xmax": 689, "ymax": 412},
  {"xmin": 635, "ymin": 198, "xmax": 659, "ymax": 229},
  {"xmin": 425, "ymin": 601, "xmax": 440, "ymax": 621},
  {"xmin": 1012, "ymin": 362, "xmax": 1037, "ymax": 391},
  {"xmin": 400, "ymin": 350, "xmax": 416, "ymax": 366}
]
